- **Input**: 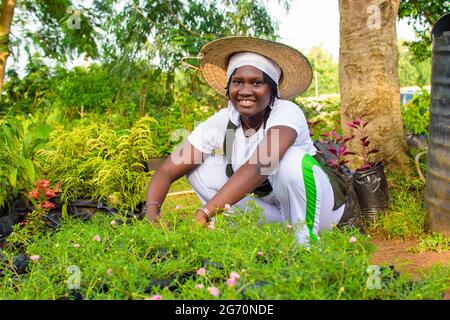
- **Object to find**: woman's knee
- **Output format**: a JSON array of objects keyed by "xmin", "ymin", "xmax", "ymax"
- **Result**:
[
  {"xmin": 271, "ymin": 147, "xmax": 305, "ymax": 187},
  {"xmin": 186, "ymin": 155, "xmax": 228, "ymax": 192}
]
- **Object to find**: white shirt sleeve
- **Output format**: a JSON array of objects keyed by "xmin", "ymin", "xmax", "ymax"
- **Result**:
[
  {"xmin": 187, "ymin": 108, "xmax": 228, "ymax": 154},
  {"xmin": 265, "ymin": 99, "xmax": 316, "ymax": 154},
  {"xmin": 265, "ymin": 100, "xmax": 308, "ymax": 136}
]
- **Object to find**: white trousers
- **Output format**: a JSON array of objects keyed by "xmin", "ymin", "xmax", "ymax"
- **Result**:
[{"xmin": 186, "ymin": 146, "xmax": 344, "ymax": 244}]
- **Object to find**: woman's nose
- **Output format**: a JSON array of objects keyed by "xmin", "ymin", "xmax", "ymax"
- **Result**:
[{"xmin": 238, "ymin": 83, "xmax": 254, "ymax": 95}]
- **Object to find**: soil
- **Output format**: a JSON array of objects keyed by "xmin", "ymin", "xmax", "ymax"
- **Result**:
[{"xmin": 369, "ymin": 234, "xmax": 450, "ymax": 299}]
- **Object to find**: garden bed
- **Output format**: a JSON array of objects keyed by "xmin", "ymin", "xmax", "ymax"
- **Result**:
[{"xmin": 0, "ymin": 200, "xmax": 448, "ymax": 300}]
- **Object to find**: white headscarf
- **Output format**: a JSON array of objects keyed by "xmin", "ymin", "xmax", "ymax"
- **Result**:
[{"xmin": 226, "ymin": 52, "xmax": 282, "ymax": 85}]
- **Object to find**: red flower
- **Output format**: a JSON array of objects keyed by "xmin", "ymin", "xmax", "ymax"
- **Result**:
[
  {"xmin": 29, "ymin": 188, "xmax": 40, "ymax": 200},
  {"xmin": 45, "ymin": 189, "xmax": 57, "ymax": 199},
  {"xmin": 42, "ymin": 201, "xmax": 55, "ymax": 210},
  {"xmin": 34, "ymin": 179, "xmax": 50, "ymax": 189}
]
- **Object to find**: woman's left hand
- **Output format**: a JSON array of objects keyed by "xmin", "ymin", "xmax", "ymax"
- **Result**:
[{"xmin": 194, "ymin": 209, "xmax": 208, "ymax": 225}]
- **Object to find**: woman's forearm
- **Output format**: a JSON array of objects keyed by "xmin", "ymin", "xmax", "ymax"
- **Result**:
[{"xmin": 145, "ymin": 168, "xmax": 173, "ymax": 218}]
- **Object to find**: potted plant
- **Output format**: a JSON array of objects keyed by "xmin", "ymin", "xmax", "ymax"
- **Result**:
[
  {"xmin": 315, "ymin": 129, "xmax": 365, "ymax": 232},
  {"xmin": 346, "ymin": 118, "xmax": 389, "ymax": 225}
]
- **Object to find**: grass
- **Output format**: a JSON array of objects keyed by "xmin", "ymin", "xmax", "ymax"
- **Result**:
[
  {"xmin": 1, "ymin": 198, "xmax": 449, "ymax": 300},
  {"xmin": 408, "ymin": 233, "xmax": 450, "ymax": 253},
  {"xmin": 367, "ymin": 171, "xmax": 428, "ymax": 240}
]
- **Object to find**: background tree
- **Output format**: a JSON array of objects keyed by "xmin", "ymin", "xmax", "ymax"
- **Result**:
[
  {"xmin": 303, "ymin": 46, "xmax": 340, "ymax": 97},
  {"xmin": 338, "ymin": 0, "xmax": 411, "ymax": 170},
  {"xmin": 0, "ymin": 0, "xmax": 16, "ymax": 94},
  {"xmin": 398, "ymin": 40, "xmax": 431, "ymax": 87},
  {"xmin": 1, "ymin": 0, "xmax": 289, "ymax": 97},
  {"xmin": 398, "ymin": 0, "xmax": 450, "ymax": 61}
]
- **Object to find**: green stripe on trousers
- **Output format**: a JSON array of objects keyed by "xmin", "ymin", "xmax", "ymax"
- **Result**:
[{"xmin": 301, "ymin": 154, "xmax": 322, "ymax": 242}]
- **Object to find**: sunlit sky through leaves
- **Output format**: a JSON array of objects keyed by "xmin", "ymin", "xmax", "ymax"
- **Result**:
[{"xmin": 9, "ymin": 0, "xmax": 417, "ymax": 74}]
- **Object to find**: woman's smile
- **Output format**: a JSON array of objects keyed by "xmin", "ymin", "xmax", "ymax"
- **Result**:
[{"xmin": 237, "ymin": 99, "xmax": 256, "ymax": 108}]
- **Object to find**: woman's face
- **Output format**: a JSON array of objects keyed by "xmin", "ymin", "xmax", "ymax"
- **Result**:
[{"xmin": 228, "ymin": 65, "xmax": 271, "ymax": 118}]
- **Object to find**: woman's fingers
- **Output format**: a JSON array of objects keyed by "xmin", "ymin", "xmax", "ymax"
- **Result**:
[{"xmin": 194, "ymin": 210, "xmax": 208, "ymax": 225}]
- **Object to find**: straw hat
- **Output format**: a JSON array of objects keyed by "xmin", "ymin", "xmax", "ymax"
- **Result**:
[{"xmin": 199, "ymin": 36, "xmax": 313, "ymax": 100}]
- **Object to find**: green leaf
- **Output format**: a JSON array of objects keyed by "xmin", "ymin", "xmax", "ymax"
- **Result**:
[
  {"xmin": 62, "ymin": 202, "xmax": 68, "ymax": 219},
  {"xmin": 23, "ymin": 159, "xmax": 35, "ymax": 185},
  {"xmin": 9, "ymin": 168, "xmax": 17, "ymax": 187},
  {"xmin": 35, "ymin": 124, "xmax": 52, "ymax": 140}
]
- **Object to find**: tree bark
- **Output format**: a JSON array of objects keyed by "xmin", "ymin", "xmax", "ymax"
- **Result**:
[
  {"xmin": 0, "ymin": 0, "xmax": 16, "ymax": 95},
  {"xmin": 338, "ymin": 0, "xmax": 411, "ymax": 171}
]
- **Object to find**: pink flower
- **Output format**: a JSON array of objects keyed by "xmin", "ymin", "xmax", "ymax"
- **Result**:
[
  {"xmin": 73, "ymin": 243, "xmax": 80, "ymax": 248},
  {"xmin": 207, "ymin": 287, "xmax": 220, "ymax": 297},
  {"xmin": 29, "ymin": 255, "xmax": 40, "ymax": 261},
  {"xmin": 93, "ymin": 235, "xmax": 101, "ymax": 242},
  {"xmin": 287, "ymin": 224, "xmax": 294, "ymax": 230},
  {"xmin": 224, "ymin": 204, "xmax": 231, "ymax": 211},
  {"xmin": 149, "ymin": 295, "xmax": 162, "ymax": 300},
  {"xmin": 195, "ymin": 284, "xmax": 204, "ymax": 289},
  {"xmin": 349, "ymin": 236, "xmax": 358, "ymax": 243},
  {"xmin": 229, "ymin": 271, "xmax": 240, "ymax": 280},
  {"xmin": 226, "ymin": 278, "xmax": 237, "ymax": 287},
  {"xmin": 207, "ymin": 221, "xmax": 215, "ymax": 230},
  {"xmin": 196, "ymin": 268, "xmax": 206, "ymax": 276},
  {"xmin": 107, "ymin": 268, "xmax": 113, "ymax": 276},
  {"xmin": 257, "ymin": 251, "xmax": 264, "ymax": 257},
  {"xmin": 175, "ymin": 205, "xmax": 182, "ymax": 210}
]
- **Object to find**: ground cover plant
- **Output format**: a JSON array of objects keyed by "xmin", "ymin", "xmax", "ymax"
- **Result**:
[{"xmin": 1, "ymin": 199, "xmax": 448, "ymax": 300}]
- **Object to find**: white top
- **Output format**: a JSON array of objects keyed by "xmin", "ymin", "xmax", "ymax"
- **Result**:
[{"xmin": 188, "ymin": 99, "xmax": 316, "ymax": 171}]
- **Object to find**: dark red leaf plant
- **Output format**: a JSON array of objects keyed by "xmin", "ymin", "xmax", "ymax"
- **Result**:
[
  {"xmin": 320, "ymin": 129, "xmax": 355, "ymax": 170},
  {"xmin": 346, "ymin": 117, "xmax": 380, "ymax": 171}
]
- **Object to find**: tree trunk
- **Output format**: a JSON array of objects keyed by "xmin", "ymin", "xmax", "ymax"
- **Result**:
[
  {"xmin": 338, "ymin": 0, "xmax": 411, "ymax": 171},
  {"xmin": 0, "ymin": 0, "xmax": 16, "ymax": 95}
]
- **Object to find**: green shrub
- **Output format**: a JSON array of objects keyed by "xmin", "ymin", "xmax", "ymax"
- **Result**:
[
  {"xmin": 0, "ymin": 113, "xmax": 51, "ymax": 209},
  {"xmin": 36, "ymin": 117, "xmax": 158, "ymax": 211},
  {"xmin": 296, "ymin": 97, "xmax": 341, "ymax": 140},
  {"xmin": 401, "ymin": 89, "xmax": 430, "ymax": 136}
]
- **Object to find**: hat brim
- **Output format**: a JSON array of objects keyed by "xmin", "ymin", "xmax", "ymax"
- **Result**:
[{"xmin": 200, "ymin": 37, "xmax": 313, "ymax": 100}]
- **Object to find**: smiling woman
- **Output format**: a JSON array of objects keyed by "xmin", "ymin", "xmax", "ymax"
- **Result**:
[{"xmin": 144, "ymin": 37, "xmax": 353, "ymax": 245}]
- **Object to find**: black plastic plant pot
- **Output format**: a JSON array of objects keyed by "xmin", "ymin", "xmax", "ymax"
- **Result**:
[
  {"xmin": 353, "ymin": 163, "xmax": 389, "ymax": 224},
  {"xmin": 0, "ymin": 211, "xmax": 19, "ymax": 242},
  {"xmin": 406, "ymin": 133, "xmax": 428, "ymax": 149},
  {"xmin": 69, "ymin": 199, "xmax": 118, "ymax": 220},
  {"xmin": 337, "ymin": 177, "xmax": 365, "ymax": 233}
]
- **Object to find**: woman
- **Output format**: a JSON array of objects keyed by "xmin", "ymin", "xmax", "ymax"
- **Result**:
[{"xmin": 144, "ymin": 37, "xmax": 345, "ymax": 244}]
